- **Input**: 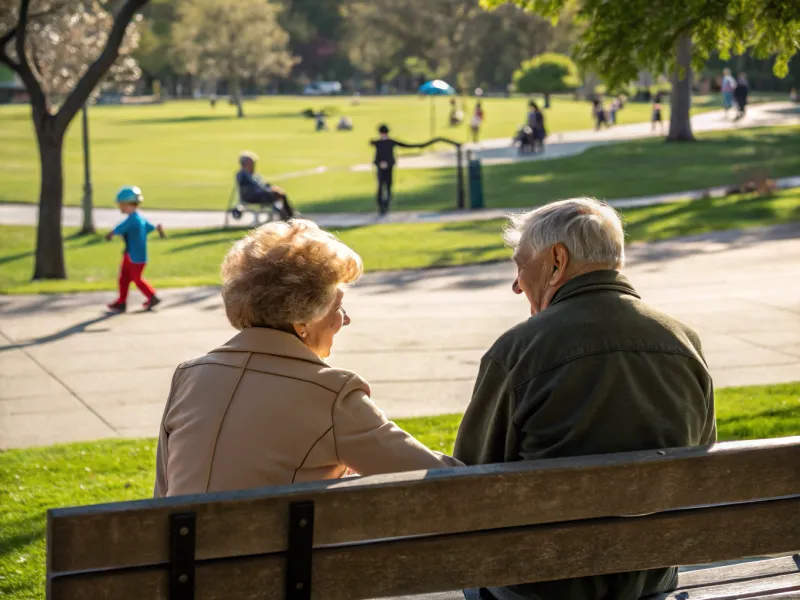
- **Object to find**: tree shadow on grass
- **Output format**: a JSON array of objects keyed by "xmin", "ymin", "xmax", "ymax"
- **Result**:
[
  {"xmin": 0, "ymin": 250, "xmax": 34, "ymax": 266},
  {"xmin": 0, "ymin": 513, "xmax": 45, "ymax": 560},
  {"xmin": 119, "ymin": 110, "xmax": 307, "ymax": 126}
]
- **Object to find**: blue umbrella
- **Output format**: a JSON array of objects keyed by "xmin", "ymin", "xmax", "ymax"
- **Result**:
[
  {"xmin": 419, "ymin": 80, "xmax": 456, "ymax": 137},
  {"xmin": 418, "ymin": 79, "xmax": 456, "ymax": 95}
]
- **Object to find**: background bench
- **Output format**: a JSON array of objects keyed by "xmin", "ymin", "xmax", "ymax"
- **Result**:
[{"xmin": 47, "ymin": 436, "xmax": 800, "ymax": 599}]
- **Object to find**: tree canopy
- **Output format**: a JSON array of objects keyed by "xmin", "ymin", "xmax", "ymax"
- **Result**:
[
  {"xmin": 171, "ymin": 0, "xmax": 295, "ymax": 117},
  {"xmin": 512, "ymin": 52, "xmax": 580, "ymax": 94}
]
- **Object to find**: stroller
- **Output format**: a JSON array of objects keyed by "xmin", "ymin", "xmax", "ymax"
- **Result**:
[
  {"xmin": 514, "ymin": 126, "xmax": 536, "ymax": 155},
  {"xmin": 514, "ymin": 122, "xmax": 545, "ymax": 155}
]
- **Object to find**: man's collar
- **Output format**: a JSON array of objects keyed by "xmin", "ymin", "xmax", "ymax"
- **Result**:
[
  {"xmin": 550, "ymin": 270, "xmax": 640, "ymax": 307},
  {"xmin": 214, "ymin": 327, "xmax": 325, "ymax": 365}
]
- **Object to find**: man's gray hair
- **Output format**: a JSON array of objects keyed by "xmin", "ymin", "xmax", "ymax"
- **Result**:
[{"xmin": 504, "ymin": 197, "xmax": 625, "ymax": 268}]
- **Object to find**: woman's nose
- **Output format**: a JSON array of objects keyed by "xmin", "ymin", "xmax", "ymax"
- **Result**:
[
  {"xmin": 343, "ymin": 313, "xmax": 351, "ymax": 326},
  {"xmin": 512, "ymin": 278, "xmax": 522, "ymax": 295}
]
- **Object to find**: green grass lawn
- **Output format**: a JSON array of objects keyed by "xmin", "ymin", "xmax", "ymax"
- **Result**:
[
  {"xmin": 1, "ymin": 381, "xmax": 798, "ymax": 599},
  {"xmin": 0, "ymin": 93, "xmax": 742, "ymax": 212},
  {"xmin": 1, "ymin": 187, "xmax": 798, "ymax": 294}
]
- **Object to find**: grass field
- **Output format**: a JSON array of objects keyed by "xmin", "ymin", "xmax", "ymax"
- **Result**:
[
  {"xmin": 0, "ymin": 93, "xmax": 743, "ymax": 212},
  {"xmin": 1, "ymin": 187, "xmax": 798, "ymax": 294},
  {"xmin": 1, "ymin": 381, "xmax": 798, "ymax": 599}
]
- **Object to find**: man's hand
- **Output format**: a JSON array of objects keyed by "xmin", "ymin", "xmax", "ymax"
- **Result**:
[
  {"xmin": 105, "ymin": 232, "xmax": 114, "ymax": 242},
  {"xmin": 272, "ymin": 185, "xmax": 285, "ymax": 196},
  {"xmin": 157, "ymin": 224, "xmax": 166, "ymax": 239}
]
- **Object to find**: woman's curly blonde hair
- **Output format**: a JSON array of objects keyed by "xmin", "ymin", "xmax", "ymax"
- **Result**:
[{"xmin": 221, "ymin": 219, "xmax": 363, "ymax": 330}]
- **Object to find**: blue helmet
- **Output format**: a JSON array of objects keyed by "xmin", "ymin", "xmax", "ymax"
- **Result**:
[{"xmin": 116, "ymin": 185, "xmax": 143, "ymax": 204}]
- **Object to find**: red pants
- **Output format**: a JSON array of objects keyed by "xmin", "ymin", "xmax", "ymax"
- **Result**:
[{"xmin": 115, "ymin": 253, "xmax": 155, "ymax": 304}]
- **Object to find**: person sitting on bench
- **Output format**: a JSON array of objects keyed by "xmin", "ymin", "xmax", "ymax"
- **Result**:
[
  {"xmin": 236, "ymin": 151, "xmax": 295, "ymax": 220},
  {"xmin": 154, "ymin": 220, "xmax": 461, "ymax": 497},
  {"xmin": 455, "ymin": 198, "xmax": 716, "ymax": 600}
]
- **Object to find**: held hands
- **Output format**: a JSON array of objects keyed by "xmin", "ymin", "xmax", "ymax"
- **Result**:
[
  {"xmin": 157, "ymin": 224, "xmax": 166, "ymax": 239},
  {"xmin": 105, "ymin": 232, "xmax": 114, "ymax": 241}
]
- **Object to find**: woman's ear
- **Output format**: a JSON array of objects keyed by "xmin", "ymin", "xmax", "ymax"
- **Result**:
[{"xmin": 292, "ymin": 323, "xmax": 307, "ymax": 339}]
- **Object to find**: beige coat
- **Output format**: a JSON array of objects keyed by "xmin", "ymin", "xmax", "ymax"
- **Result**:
[{"xmin": 154, "ymin": 327, "xmax": 459, "ymax": 497}]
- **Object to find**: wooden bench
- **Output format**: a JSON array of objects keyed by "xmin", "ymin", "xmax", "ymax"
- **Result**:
[{"xmin": 47, "ymin": 437, "xmax": 800, "ymax": 600}]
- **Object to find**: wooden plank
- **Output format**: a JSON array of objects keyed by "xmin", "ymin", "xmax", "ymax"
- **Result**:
[
  {"xmin": 677, "ymin": 556, "xmax": 800, "ymax": 588},
  {"xmin": 657, "ymin": 574, "xmax": 800, "ymax": 599},
  {"xmin": 49, "ymin": 496, "xmax": 800, "ymax": 600},
  {"xmin": 48, "ymin": 437, "xmax": 800, "ymax": 573}
]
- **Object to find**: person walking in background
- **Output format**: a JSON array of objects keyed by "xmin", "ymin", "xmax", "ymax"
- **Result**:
[
  {"xmin": 105, "ymin": 186, "xmax": 165, "ymax": 313},
  {"xmin": 651, "ymin": 93, "xmax": 664, "ymax": 134},
  {"xmin": 370, "ymin": 124, "xmax": 422, "ymax": 215},
  {"xmin": 592, "ymin": 98, "xmax": 609, "ymax": 130},
  {"xmin": 734, "ymin": 72, "xmax": 750, "ymax": 119},
  {"xmin": 449, "ymin": 98, "xmax": 463, "ymax": 127},
  {"xmin": 470, "ymin": 101, "xmax": 484, "ymax": 143},
  {"xmin": 721, "ymin": 68, "xmax": 737, "ymax": 118},
  {"xmin": 529, "ymin": 101, "xmax": 546, "ymax": 153}
]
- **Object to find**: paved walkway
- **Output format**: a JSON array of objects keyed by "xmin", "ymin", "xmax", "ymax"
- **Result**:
[
  {"xmin": 1, "ymin": 102, "xmax": 797, "ymax": 231},
  {"xmin": 2, "ymin": 223, "xmax": 799, "ymax": 449}
]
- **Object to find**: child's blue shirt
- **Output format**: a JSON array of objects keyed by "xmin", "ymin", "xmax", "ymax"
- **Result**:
[{"xmin": 113, "ymin": 212, "xmax": 156, "ymax": 264}]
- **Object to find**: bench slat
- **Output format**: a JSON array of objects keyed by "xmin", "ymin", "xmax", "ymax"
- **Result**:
[
  {"xmin": 48, "ymin": 437, "xmax": 800, "ymax": 573},
  {"xmin": 657, "ymin": 574, "xmax": 800, "ymax": 599},
  {"xmin": 677, "ymin": 556, "xmax": 800, "ymax": 588},
  {"xmin": 49, "ymin": 496, "xmax": 800, "ymax": 600}
]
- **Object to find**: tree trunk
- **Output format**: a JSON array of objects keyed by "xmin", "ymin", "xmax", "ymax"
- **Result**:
[
  {"xmin": 667, "ymin": 33, "xmax": 695, "ymax": 142},
  {"xmin": 33, "ymin": 121, "xmax": 67, "ymax": 280},
  {"xmin": 231, "ymin": 75, "xmax": 244, "ymax": 118}
]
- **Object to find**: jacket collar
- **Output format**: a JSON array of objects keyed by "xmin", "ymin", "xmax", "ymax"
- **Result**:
[
  {"xmin": 214, "ymin": 327, "xmax": 326, "ymax": 365},
  {"xmin": 550, "ymin": 270, "xmax": 640, "ymax": 307}
]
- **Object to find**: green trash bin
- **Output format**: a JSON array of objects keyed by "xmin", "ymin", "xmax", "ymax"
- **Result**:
[{"xmin": 468, "ymin": 155, "xmax": 484, "ymax": 209}]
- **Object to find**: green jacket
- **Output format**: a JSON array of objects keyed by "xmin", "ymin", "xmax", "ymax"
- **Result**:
[{"xmin": 454, "ymin": 270, "xmax": 715, "ymax": 600}]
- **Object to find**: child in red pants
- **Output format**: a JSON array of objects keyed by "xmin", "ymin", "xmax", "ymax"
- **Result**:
[{"xmin": 106, "ymin": 185, "xmax": 165, "ymax": 312}]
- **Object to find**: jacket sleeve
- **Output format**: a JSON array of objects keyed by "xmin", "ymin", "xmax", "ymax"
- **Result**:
[
  {"xmin": 332, "ymin": 382, "xmax": 462, "ymax": 476},
  {"xmin": 153, "ymin": 368, "xmax": 181, "ymax": 498},
  {"xmin": 453, "ymin": 354, "xmax": 515, "ymax": 466}
]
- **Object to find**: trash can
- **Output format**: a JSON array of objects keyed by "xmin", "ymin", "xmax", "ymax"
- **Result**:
[{"xmin": 468, "ymin": 155, "xmax": 484, "ymax": 210}]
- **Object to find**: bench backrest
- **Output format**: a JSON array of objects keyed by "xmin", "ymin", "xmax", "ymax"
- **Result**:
[{"xmin": 47, "ymin": 436, "xmax": 800, "ymax": 600}]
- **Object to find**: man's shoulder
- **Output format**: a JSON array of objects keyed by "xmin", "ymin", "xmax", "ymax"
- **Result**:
[{"xmin": 486, "ymin": 294, "xmax": 705, "ymax": 375}]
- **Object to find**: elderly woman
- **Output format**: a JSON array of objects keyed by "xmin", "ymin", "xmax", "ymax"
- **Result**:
[{"xmin": 154, "ymin": 220, "xmax": 459, "ymax": 497}]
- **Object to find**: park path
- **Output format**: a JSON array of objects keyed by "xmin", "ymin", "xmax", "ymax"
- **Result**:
[
  {"xmin": 2, "ymin": 223, "xmax": 800, "ymax": 449},
  {"xmin": 0, "ymin": 102, "xmax": 797, "ymax": 231}
]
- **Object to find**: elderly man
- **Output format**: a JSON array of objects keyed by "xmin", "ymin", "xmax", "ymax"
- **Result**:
[
  {"xmin": 454, "ymin": 198, "xmax": 715, "ymax": 600},
  {"xmin": 236, "ymin": 151, "xmax": 295, "ymax": 220}
]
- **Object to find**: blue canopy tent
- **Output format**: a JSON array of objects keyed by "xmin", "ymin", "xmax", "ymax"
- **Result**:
[{"xmin": 418, "ymin": 79, "xmax": 455, "ymax": 138}]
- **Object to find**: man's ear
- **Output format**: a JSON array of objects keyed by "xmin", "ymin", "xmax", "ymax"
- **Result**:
[{"xmin": 550, "ymin": 243, "xmax": 570, "ymax": 284}]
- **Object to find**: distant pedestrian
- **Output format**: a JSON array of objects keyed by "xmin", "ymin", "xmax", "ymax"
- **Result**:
[
  {"xmin": 470, "ymin": 102, "xmax": 484, "ymax": 142},
  {"xmin": 609, "ymin": 98, "xmax": 619, "ymax": 125},
  {"xmin": 734, "ymin": 72, "xmax": 749, "ymax": 119},
  {"xmin": 529, "ymin": 101, "xmax": 546, "ymax": 153},
  {"xmin": 369, "ymin": 124, "xmax": 422, "ymax": 215},
  {"xmin": 651, "ymin": 95, "xmax": 664, "ymax": 134},
  {"xmin": 592, "ymin": 98, "xmax": 609, "ymax": 130},
  {"xmin": 105, "ymin": 186, "xmax": 164, "ymax": 313},
  {"xmin": 721, "ymin": 68, "xmax": 737, "ymax": 118},
  {"xmin": 449, "ymin": 98, "xmax": 464, "ymax": 127},
  {"xmin": 315, "ymin": 112, "xmax": 328, "ymax": 131}
]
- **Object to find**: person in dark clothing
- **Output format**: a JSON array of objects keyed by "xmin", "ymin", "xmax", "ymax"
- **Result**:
[
  {"xmin": 455, "ymin": 198, "xmax": 715, "ymax": 600},
  {"xmin": 369, "ymin": 124, "xmax": 423, "ymax": 215},
  {"xmin": 734, "ymin": 73, "xmax": 749, "ymax": 119},
  {"xmin": 528, "ymin": 101, "xmax": 546, "ymax": 153},
  {"xmin": 236, "ymin": 151, "xmax": 295, "ymax": 220},
  {"xmin": 592, "ymin": 98, "xmax": 609, "ymax": 130}
]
